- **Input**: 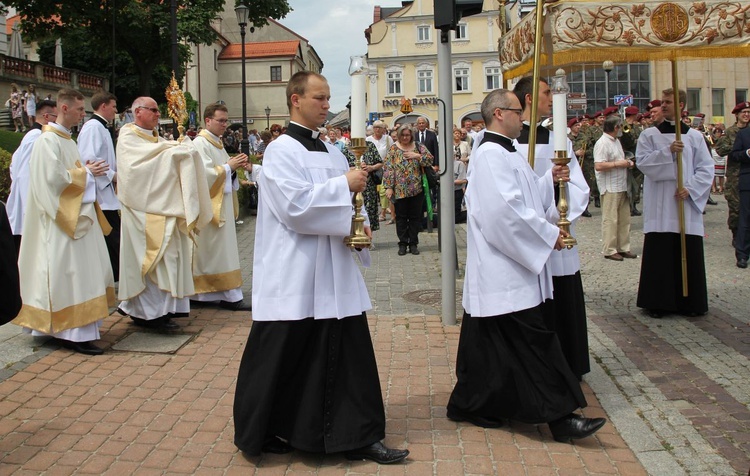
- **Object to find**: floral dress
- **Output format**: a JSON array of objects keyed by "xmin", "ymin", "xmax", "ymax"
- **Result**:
[
  {"xmin": 361, "ymin": 142, "xmax": 383, "ymax": 231},
  {"xmin": 10, "ymin": 91, "xmax": 22, "ymax": 119}
]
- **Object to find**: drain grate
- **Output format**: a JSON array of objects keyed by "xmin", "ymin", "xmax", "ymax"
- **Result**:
[{"xmin": 402, "ymin": 289, "xmax": 462, "ymax": 307}]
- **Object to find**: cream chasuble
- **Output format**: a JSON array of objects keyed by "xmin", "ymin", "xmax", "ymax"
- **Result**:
[
  {"xmin": 116, "ymin": 124, "xmax": 212, "ymax": 302},
  {"xmin": 13, "ymin": 125, "xmax": 115, "ymax": 334},
  {"xmin": 191, "ymin": 131, "xmax": 243, "ymax": 295}
]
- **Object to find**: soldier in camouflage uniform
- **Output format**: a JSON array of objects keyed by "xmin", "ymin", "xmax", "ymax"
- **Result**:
[
  {"xmin": 620, "ymin": 106, "xmax": 643, "ymax": 216},
  {"xmin": 582, "ymin": 111, "xmax": 604, "ymax": 207},
  {"xmin": 715, "ymin": 101, "xmax": 750, "ymax": 245},
  {"xmin": 568, "ymin": 117, "xmax": 589, "ymax": 216}
]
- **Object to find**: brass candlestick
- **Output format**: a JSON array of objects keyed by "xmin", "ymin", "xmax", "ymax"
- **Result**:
[
  {"xmin": 343, "ymin": 137, "xmax": 372, "ymax": 249},
  {"xmin": 551, "ymin": 150, "xmax": 577, "ymax": 249}
]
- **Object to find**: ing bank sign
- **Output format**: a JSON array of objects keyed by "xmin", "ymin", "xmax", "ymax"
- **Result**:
[{"xmin": 382, "ymin": 97, "xmax": 439, "ymax": 108}]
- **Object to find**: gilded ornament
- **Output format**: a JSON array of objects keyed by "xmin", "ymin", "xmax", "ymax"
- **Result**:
[{"xmin": 651, "ymin": 3, "xmax": 689, "ymax": 42}]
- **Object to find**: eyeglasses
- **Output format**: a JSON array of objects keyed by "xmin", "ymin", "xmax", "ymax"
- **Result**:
[
  {"xmin": 498, "ymin": 107, "xmax": 523, "ymax": 116},
  {"xmin": 136, "ymin": 106, "xmax": 160, "ymax": 114},
  {"xmin": 211, "ymin": 118, "xmax": 229, "ymax": 123},
  {"xmin": 44, "ymin": 113, "xmax": 57, "ymax": 119}
]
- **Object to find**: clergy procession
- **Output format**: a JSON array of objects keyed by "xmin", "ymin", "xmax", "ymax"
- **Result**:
[{"xmin": 1, "ymin": 71, "xmax": 747, "ymax": 470}]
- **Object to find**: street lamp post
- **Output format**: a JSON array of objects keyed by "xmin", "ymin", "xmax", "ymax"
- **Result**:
[
  {"xmin": 235, "ymin": 3, "xmax": 250, "ymax": 156},
  {"xmin": 603, "ymin": 60, "xmax": 614, "ymax": 108},
  {"xmin": 265, "ymin": 106, "xmax": 271, "ymax": 130}
]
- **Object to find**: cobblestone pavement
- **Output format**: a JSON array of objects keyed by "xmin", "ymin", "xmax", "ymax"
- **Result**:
[{"xmin": 0, "ymin": 192, "xmax": 746, "ymax": 475}]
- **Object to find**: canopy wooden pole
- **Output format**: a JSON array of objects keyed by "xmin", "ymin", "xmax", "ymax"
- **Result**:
[
  {"xmin": 671, "ymin": 59, "xmax": 689, "ymax": 297},
  {"xmin": 527, "ymin": 0, "xmax": 545, "ymax": 169}
]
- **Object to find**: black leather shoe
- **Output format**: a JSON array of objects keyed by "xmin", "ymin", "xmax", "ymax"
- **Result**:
[
  {"xmin": 447, "ymin": 408, "xmax": 504, "ymax": 428},
  {"xmin": 581, "ymin": 209, "xmax": 592, "ymax": 218},
  {"xmin": 189, "ymin": 299, "xmax": 209, "ymax": 307},
  {"xmin": 409, "ymin": 245, "xmax": 420, "ymax": 255},
  {"xmin": 737, "ymin": 258, "xmax": 748, "ymax": 269},
  {"xmin": 630, "ymin": 208, "xmax": 641, "ymax": 216},
  {"xmin": 345, "ymin": 441, "xmax": 409, "ymax": 464},
  {"xmin": 58, "ymin": 339, "xmax": 104, "ymax": 356},
  {"xmin": 549, "ymin": 414, "xmax": 606, "ymax": 443},
  {"xmin": 707, "ymin": 196, "xmax": 718, "ymax": 205},
  {"xmin": 130, "ymin": 316, "xmax": 180, "ymax": 330},
  {"xmin": 261, "ymin": 436, "xmax": 293, "ymax": 454},
  {"xmin": 398, "ymin": 245, "xmax": 407, "ymax": 256},
  {"xmin": 594, "ymin": 197, "xmax": 600, "ymax": 208},
  {"xmin": 646, "ymin": 309, "xmax": 666, "ymax": 319},
  {"xmin": 219, "ymin": 299, "xmax": 252, "ymax": 311}
]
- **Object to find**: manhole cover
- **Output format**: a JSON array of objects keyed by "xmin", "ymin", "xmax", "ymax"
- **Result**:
[
  {"xmin": 403, "ymin": 289, "xmax": 462, "ymax": 307},
  {"xmin": 112, "ymin": 332, "xmax": 194, "ymax": 354}
]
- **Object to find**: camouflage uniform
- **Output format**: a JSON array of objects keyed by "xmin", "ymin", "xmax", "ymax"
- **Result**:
[
  {"xmin": 715, "ymin": 123, "xmax": 746, "ymax": 235},
  {"xmin": 619, "ymin": 123, "xmax": 643, "ymax": 211},
  {"xmin": 582, "ymin": 125, "xmax": 602, "ymax": 203}
]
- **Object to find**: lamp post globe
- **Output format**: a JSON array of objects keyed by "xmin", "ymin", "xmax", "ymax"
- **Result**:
[{"xmin": 602, "ymin": 60, "xmax": 614, "ymax": 108}]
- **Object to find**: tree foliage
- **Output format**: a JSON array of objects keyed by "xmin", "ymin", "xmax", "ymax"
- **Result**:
[{"xmin": 7, "ymin": 0, "xmax": 292, "ymax": 105}]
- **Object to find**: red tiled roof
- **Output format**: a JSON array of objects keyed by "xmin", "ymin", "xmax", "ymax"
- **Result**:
[
  {"xmin": 219, "ymin": 40, "xmax": 300, "ymax": 60},
  {"xmin": 6, "ymin": 15, "xmax": 20, "ymax": 36}
]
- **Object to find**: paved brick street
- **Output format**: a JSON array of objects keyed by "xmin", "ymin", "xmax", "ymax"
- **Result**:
[{"xmin": 0, "ymin": 192, "xmax": 747, "ymax": 475}]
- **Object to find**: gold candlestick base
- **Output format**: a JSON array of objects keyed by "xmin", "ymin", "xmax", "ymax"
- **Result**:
[
  {"xmin": 344, "ymin": 138, "xmax": 372, "ymax": 249},
  {"xmin": 551, "ymin": 150, "xmax": 577, "ymax": 249}
]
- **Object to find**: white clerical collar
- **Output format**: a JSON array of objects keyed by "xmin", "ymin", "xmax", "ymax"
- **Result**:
[
  {"xmin": 290, "ymin": 121, "xmax": 319, "ymax": 139},
  {"xmin": 522, "ymin": 120, "xmax": 543, "ymax": 127},
  {"xmin": 49, "ymin": 121, "xmax": 71, "ymax": 135},
  {"xmin": 206, "ymin": 130, "xmax": 221, "ymax": 142},
  {"xmin": 665, "ymin": 120, "xmax": 676, "ymax": 126},
  {"xmin": 94, "ymin": 113, "xmax": 110, "ymax": 124}
]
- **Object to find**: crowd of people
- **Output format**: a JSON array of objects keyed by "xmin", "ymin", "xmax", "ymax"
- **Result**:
[{"xmin": 1, "ymin": 70, "xmax": 748, "ymax": 466}]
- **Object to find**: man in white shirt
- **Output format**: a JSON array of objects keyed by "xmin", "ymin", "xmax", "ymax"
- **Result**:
[
  {"xmin": 447, "ymin": 88, "xmax": 605, "ymax": 443},
  {"xmin": 6, "ymin": 99, "xmax": 57, "ymax": 254},
  {"xmin": 77, "ymin": 91, "xmax": 120, "ymax": 280},
  {"xmin": 594, "ymin": 114, "xmax": 636, "ymax": 261},
  {"xmin": 233, "ymin": 71, "xmax": 409, "ymax": 464}
]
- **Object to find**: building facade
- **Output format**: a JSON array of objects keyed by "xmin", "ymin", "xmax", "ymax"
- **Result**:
[
  {"xmin": 365, "ymin": 0, "xmax": 501, "ymax": 129},
  {"xmin": 184, "ymin": 10, "xmax": 323, "ymax": 129}
]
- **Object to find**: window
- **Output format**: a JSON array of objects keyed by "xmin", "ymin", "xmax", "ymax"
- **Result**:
[
  {"xmin": 687, "ymin": 88, "xmax": 701, "ymax": 115},
  {"xmin": 387, "ymin": 71, "xmax": 402, "ymax": 95},
  {"xmin": 454, "ymin": 23, "xmax": 468, "ymax": 40},
  {"xmin": 712, "ymin": 88, "xmax": 724, "ymax": 117},
  {"xmin": 565, "ymin": 62, "xmax": 650, "ymax": 116},
  {"xmin": 270, "ymin": 66, "xmax": 282, "ymax": 82},
  {"xmin": 454, "ymin": 67, "xmax": 470, "ymax": 92},
  {"xmin": 736, "ymin": 89, "xmax": 747, "ymax": 105},
  {"xmin": 417, "ymin": 69, "xmax": 433, "ymax": 94},
  {"xmin": 417, "ymin": 25, "xmax": 431, "ymax": 42},
  {"xmin": 485, "ymin": 67, "xmax": 501, "ymax": 90}
]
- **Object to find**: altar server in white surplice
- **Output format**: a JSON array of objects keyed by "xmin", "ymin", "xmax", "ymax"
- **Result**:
[
  {"xmin": 77, "ymin": 91, "xmax": 121, "ymax": 281},
  {"xmin": 116, "ymin": 97, "xmax": 212, "ymax": 331},
  {"xmin": 448, "ymin": 88, "xmax": 605, "ymax": 443},
  {"xmin": 12, "ymin": 89, "xmax": 115, "ymax": 355},
  {"xmin": 233, "ymin": 71, "xmax": 409, "ymax": 464},
  {"xmin": 636, "ymin": 88, "xmax": 713, "ymax": 318},
  {"xmin": 190, "ymin": 103, "xmax": 251, "ymax": 311},
  {"xmin": 6, "ymin": 99, "xmax": 57, "ymax": 254}
]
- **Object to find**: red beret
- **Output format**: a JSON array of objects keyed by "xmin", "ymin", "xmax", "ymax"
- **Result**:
[
  {"xmin": 593, "ymin": 111, "xmax": 603, "ymax": 118},
  {"xmin": 642, "ymin": 112, "xmax": 652, "ymax": 119},
  {"xmin": 582, "ymin": 114, "xmax": 591, "ymax": 119},
  {"xmin": 567, "ymin": 117, "xmax": 581, "ymax": 128},
  {"xmin": 695, "ymin": 113, "xmax": 705, "ymax": 118},
  {"xmin": 603, "ymin": 106, "xmax": 619, "ymax": 117},
  {"xmin": 647, "ymin": 99, "xmax": 662, "ymax": 109},
  {"xmin": 732, "ymin": 101, "xmax": 750, "ymax": 114},
  {"xmin": 625, "ymin": 106, "xmax": 639, "ymax": 116}
]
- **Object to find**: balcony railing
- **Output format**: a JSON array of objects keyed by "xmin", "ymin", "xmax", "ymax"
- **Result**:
[{"xmin": 0, "ymin": 54, "xmax": 108, "ymax": 92}]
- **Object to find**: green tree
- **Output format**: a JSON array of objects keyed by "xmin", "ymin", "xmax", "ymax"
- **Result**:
[{"xmin": 5, "ymin": 0, "xmax": 291, "ymax": 102}]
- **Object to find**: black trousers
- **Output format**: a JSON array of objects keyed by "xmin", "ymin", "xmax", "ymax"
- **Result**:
[
  {"xmin": 454, "ymin": 189, "xmax": 466, "ymax": 223},
  {"xmin": 103, "ymin": 210, "xmax": 121, "ymax": 281},
  {"xmin": 394, "ymin": 192, "xmax": 424, "ymax": 247},
  {"xmin": 736, "ymin": 189, "xmax": 750, "ymax": 261}
]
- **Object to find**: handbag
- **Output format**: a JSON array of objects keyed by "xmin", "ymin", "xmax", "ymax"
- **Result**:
[
  {"xmin": 422, "ymin": 165, "xmax": 438, "ymax": 189},
  {"xmin": 371, "ymin": 167, "xmax": 383, "ymax": 185}
]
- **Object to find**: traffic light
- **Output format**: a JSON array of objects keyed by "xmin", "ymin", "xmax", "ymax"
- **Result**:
[{"xmin": 434, "ymin": 0, "xmax": 484, "ymax": 31}]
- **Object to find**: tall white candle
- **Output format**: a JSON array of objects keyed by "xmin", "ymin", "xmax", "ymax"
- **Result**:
[
  {"xmin": 552, "ymin": 92, "xmax": 567, "ymax": 151},
  {"xmin": 351, "ymin": 73, "xmax": 366, "ymax": 139}
]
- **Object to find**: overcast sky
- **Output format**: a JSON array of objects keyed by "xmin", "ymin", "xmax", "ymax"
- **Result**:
[{"xmin": 277, "ymin": 0, "xmax": 400, "ymax": 112}]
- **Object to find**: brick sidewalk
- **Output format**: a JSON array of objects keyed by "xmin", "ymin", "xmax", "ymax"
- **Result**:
[{"xmin": 0, "ymin": 308, "xmax": 645, "ymax": 474}]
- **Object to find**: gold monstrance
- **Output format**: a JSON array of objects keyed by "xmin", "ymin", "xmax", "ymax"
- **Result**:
[{"xmin": 166, "ymin": 73, "xmax": 188, "ymax": 141}]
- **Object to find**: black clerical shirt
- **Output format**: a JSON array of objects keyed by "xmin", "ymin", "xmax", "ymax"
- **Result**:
[
  {"xmin": 479, "ymin": 131, "xmax": 516, "ymax": 153},
  {"xmin": 657, "ymin": 120, "xmax": 690, "ymax": 135},
  {"xmin": 518, "ymin": 123, "xmax": 551, "ymax": 145},
  {"xmin": 285, "ymin": 122, "xmax": 327, "ymax": 152}
]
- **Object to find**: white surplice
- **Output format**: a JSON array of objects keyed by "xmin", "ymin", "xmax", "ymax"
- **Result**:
[
  {"xmin": 77, "ymin": 114, "xmax": 119, "ymax": 210},
  {"xmin": 191, "ymin": 130, "xmax": 243, "ymax": 302},
  {"xmin": 515, "ymin": 129, "xmax": 590, "ymax": 276},
  {"xmin": 637, "ymin": 124, "xmax": 714, "ymax": 236},
  {"xmin": 252, "ymin": 134, "xmax": 371, "ymax": 321},
  {"xmin": 6, "ymin": 127, "xmax": 42, "ymax": 235},
  {"xmin": 462, "ymin": 132, "xmax": 560, "ymax": 317},
  {"xmin": 13, "ymin": 123, "xmax": 115, "ymax": 341}
]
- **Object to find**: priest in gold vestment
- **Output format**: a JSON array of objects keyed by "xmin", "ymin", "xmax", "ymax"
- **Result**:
[
  {"xmin": 190, "ymin": 104, "xmax": 251, "ymax": 311},
  {"xmin": 116, "ymin": 97, "xmax": 212, "ymax": 331},
  {"xmin": 13, "ymin": 89, "xmax": 115, "ymax": 355}
]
